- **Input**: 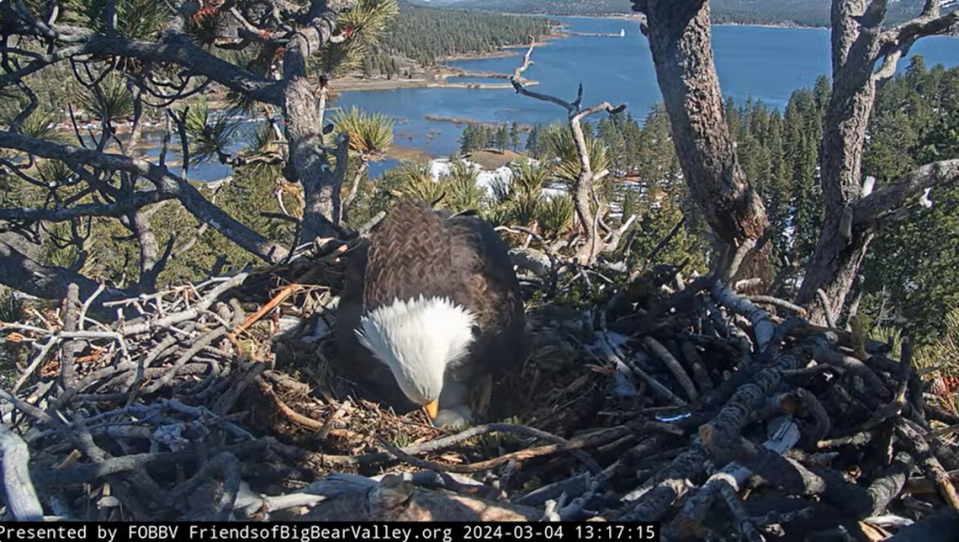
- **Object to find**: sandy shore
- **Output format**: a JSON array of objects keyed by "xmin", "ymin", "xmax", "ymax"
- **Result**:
[
  {"xmin": 330, "ymin": 74, "xmax": 535, "ymax": 93},
  {"xmin": 328, "ymin": 31, "xmax": 563, "ymax": 93}
]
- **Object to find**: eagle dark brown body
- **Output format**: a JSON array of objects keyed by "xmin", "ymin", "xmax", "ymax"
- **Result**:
[{"xmin": 336, "ymin": 199, "xmax": 527, "ymax": 419}]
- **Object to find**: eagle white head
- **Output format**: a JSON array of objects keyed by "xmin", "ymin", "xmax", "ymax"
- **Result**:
[{"xmin": 355, "ymin": 295, "xmax": 477, "ymax": 417}]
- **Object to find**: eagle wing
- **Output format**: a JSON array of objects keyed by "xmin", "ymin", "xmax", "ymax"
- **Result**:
[
  {"xmin": 363, "ymin": 199, "xmax": 458, "ymax": 309},
  {"xmin": 442, "ymin": 211, "xmax": 528, "ymax": 384}
]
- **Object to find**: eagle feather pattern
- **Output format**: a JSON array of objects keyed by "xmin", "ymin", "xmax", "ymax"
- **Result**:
[{"xmin": 335, "ymin": 199, "xmax": 527, "ymax": 416}]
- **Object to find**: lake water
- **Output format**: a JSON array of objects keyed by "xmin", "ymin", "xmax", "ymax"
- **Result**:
[
  {"xmin": 331, "ymin": 16, "xmax": 959, "ymax": 178},
  {"xmin": 174, "ymin": 16, "xmax": 959, "ymax": 182}
]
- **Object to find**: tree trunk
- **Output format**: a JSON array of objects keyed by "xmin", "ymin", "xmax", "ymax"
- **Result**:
[
  {"xmin": 280, "ymin": 5, "xmax": 349, "ymax": 243},
  {"xmin": 796, "ymin": 83, "xmax": 877, "ymax": 324},
  {"xmin": 634, "ymin": 0, "xmax": 959, "ymax": 325},
  {"xmin": 795, "ymin": 0, "xmax": 881, "ymax": 324},
  {"xmin": 126, "ymin": 209, "xmax": 163, "ymax": 293},
  {"xmin": 638, "ymin": 0, "xmax": 768, "ymax": 256},
  {"xmin": 283, "ymin": 43, "xmax": 340, "ymax": 242},
  {"xmin": 569, "ymin": 116, "xmax": 601, "ymax": 265}
]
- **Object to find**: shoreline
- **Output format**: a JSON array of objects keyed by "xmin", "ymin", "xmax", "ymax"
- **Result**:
[
  {"xmin": 330, "ymin": 34, "xmax": 559, "ymax": 94},
  {"xmin": 325, "ymin": 12, "xmax": 846, "ymax": 96},
  {"xmin": 509, "ymin": 12, "xmax": 830, "ymax": 30}
]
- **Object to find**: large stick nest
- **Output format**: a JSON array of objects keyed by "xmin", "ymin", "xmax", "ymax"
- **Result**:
[{"xmin": 1, "ymin": 237, "xmax": 959, "ymax": 541}]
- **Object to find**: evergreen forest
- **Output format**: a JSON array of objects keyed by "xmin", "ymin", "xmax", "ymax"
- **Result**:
[
  {"xmin": 424, "ymin": 0, "xmax": 953, "ymax": 28},
  {"xmin": 360, "ymin": 2, "xmax": 556, "ymax": 77}
]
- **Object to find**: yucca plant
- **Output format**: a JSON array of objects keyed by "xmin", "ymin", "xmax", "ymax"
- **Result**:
[
  {"xmin": 916, "ymin": 306, "xmax": 959, "ymax": 409},
  {"xmin": 79, "ymin": 73, "xmax": 134, "ymax": 126},
  {"xmin": 440, "ymin": 160, "xmax": 486, "ymax": 213},
  {"xmin": 63, "ymin": 0, "xmax": 169, "ymax": 41},
  {"xmin": 505, "ymin": 158, "xmax": 547, "ymax": 227},
  {"xmin": 0, "ymin": 286, "xmax": 23, "ymax": 324},
  {"xmin": 488, "ymin": 176, "xmax": 512, "ymax": 207},
  {"xmin": 869, "ymin": 324, "xmax": 904, "ymax": 359},
  {"xmin": 394, "ymin": 161, "xmax": 443, "ymax": 203},
  {"xmin": 36, "ymin": 159, "xmax": 75, "ymax": 189},
  {"xmin": 7, "ymin": 108, "xmax": 62, "ymax": 142},
  {"xmin": 538, "ymin": 193, "xmax": 575, "ymax": 239},
  {"xmin": 333, "ymin": 107, "xmax": 394, "ymax": 158},
  {"xmin": 0, "ymin": 285, "xmax": 26, "ymax": 386},
  {"xmin": 183, "ymin": 100, "xmax": 242, "ymax": 164},
  {"xmin": 41, "ymin": 222, "xmax": 86, "ymax": 272},
  {"xmin": 540, "ymin": 121, "xmax": 610, "ymax": 190}
]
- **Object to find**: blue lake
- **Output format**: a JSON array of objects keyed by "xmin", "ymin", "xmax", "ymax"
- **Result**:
[
  {"xmin": 446, "ymin": 76, "xmax": 510, "ymax": 85},
  {"xmin": 333, "ymin": 16, "xmax": 959, "ymax": 174},
  {"xmin": 164, "ymin": 16, "xmax": 959, "ymax": 182}
]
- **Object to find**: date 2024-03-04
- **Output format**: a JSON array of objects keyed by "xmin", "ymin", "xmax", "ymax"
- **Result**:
[
  {"xmin": 464, "ymin": 523, "xmax": 660, "ymax": 540},
  {"xmin": 0, "ymin": 522, "xmax": 661, "ymax": 542}
]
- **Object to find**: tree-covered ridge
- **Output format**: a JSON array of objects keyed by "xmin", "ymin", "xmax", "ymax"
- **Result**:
[
  {"xmin": 422, "ymin": 0, "xmax": 943, "ymax": 27},
  {"xmin": 373, "ymin": 2, "xmax": 557, "ymax": 68}
]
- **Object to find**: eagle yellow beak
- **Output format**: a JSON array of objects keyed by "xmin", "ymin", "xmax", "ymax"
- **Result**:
[{"xmin": 424, "ymin": 400, "xmax": 439, "ymax": 420}]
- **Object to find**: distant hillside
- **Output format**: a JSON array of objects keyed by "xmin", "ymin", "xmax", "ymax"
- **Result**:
[
  {"xmin": 358, "ymin": 2, "xmax": 556, "ymax": 78},
  {"xmin": 415, "ymin": 0, "xmax": 954, "ymax": 28}
]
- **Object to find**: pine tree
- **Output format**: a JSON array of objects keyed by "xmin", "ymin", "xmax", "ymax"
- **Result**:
[
  {"xmin": 494, "ymin": 124, "xmax": 510, "ymax": 150},
  {"xmin": 525, "ymin": 125, "xmax": 540, "ymax": 156},
  {"xmin": 509, "ymin": 122, "xmax": 521, "ymax": 151}
]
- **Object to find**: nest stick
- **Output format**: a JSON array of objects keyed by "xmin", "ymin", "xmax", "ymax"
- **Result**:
[
  {"xmin": 643, "ymin": 336, "xmax": 699, "ymax": 401},
  {"xmin": 228, "ymin": 283, "xmax": 300, "ymax": 341},
  {"xmin": 620, "ymin": 445, "xmax": 708, "ymax": 511},
  {"xmin": 710, "ymin": 280, "xmax": 775, "ymax": 353},
  {"xmin": 60, "ymin": 283, "xmax": 82, "ymax": 391},
  {"xmin": 896, "ymin": 419, "xmax": 959, "ymax": 510},
  {"xmin": 0, "ymin": 422, "xmax": 43, "ymax": 521},
  {"xmin": 698, "ymin": 350, "xmax": 804, "ymax": 455},
  {"xmin": 746, "ymin": 295, "xmax": 807, "ymax": 316},
  {"xmin": 816, "ymin": 289, "xmax": 837, "ymax": 329},
  {"xmin": 680, "ymin": 341, "xmax": 714, "ymax": 393},
  {"xmin": 377, "ymin": 427, "xmax": 620, "ymax": 474},
  {"xmin": 596, "ymin": 333, "xmax": 683, "ymax": 406},
  {"xmin": 317, "ymin": 399, "xmax": 352, "ymax": 441},
  {"xmin": 170, "ymin": 452, "xmax": 242, "ymax": 521},
  {"xmin": 12, "ymin": 336, "xmax": 58, "ymax": 395},
  {"xmin": 668, "ymin": 418, "xmax": 801, "ymax": 537},
  {"xmin": 716, "ymin": 479, "xmax": 765, "ymax": 542}
]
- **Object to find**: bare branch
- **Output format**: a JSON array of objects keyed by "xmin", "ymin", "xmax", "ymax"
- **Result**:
[
  {"xmin": 0, "ymin": 131, "xmax": 290, "ymax": 263},
  {"xmin": 853, "ymin": 159, "xmax": 959, "ymax": 227},
  {"xmin": 0, "ymin": 191, "xmax": 172, "ymax": 223},
  {"xmin": 0, "ymin": 32, "xmax": 281, "ymax": 105},
  {"xmin": 0, "ymin": 238, "xmax": 134, "ymax": 314},
  {"xmin": 871, "ymin": 7, "xmax": 958, "ymax": 82},
  {"xmin": 509, "ymin": 37, "xmax": 627, "ymax": 264},
  {"xmin": 879, "ymin": 7, "xmax": 959, "ymax": 51},
  {"xmin": 342, "ymin": 160, "xmax": 370, "ymax": 218},
  {"xmin": 510, "ymin": 39, "xmax": 576, "ymax": 114}
]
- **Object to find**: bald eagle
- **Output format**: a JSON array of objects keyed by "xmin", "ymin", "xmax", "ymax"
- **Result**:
[{"xmin": 336, "ymin": 199, "xmax": 527, "ymax": 427}]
